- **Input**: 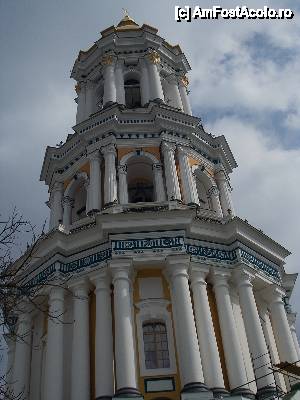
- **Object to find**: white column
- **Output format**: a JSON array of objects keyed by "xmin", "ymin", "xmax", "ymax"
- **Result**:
[
  {"xmin": 118, "ymin": 165, "xmax": 129, "ymax": 204},
  {"xmin": 152, "ymin": 163, "xmax": 167, "ymax": 202},
  {"xmin": 161, "ymin": 142, "xmax": 181, "ymax": 201},
  {"xmin": 85, "ymin": 80, "xmax": 95, "ymax": 116},
  {"xmin": 211, "ymin": 271, "xmax": 253, "ymax": 397},
  {"xmin": 177, "ymin": 146, "xmax": 199, "ymax": 204},
  {"xmin": 4, "ymin": 334, "xmax": 16, "ymax": 396},
  {"xmin": 166, "ymin": 256, "xmax": 207, "ymax": 393},
  {"xmin": 44, "ymin": 287, "xmax": 65, "ymax": 400},
  {"xmin": 268, "ymin": 287, "xmax": 299, "ymax": 363},
  {"xmin": 259, "ymin": 301, "xmax": 287, "ymax": 393},
  {"xmin": 288, "ymin": 313, "xmax": 300, "ymax": 360},
  {"xmin": 102, "ymin": 144, "xmax": 118, "ymax": 206},
  {"xmin": 115, "ymin": 61, "xmax": 125, "ymax": 105},
  {"xmin": 87, "ymin": 151, "xmax": 102, "ymax": 214},
  {"xmin": 70, "ymin": 281, "xmax": 90, "ymax": 400},
  {"xmin": 215, "ymin": 169, "xmax": 235, "ymax": 217},
  {"xmin": 235, "ymin": 270, "xmax": 276, "ymax": 395},
  {"xmin": 12, "ymin": 311, "xmax": 32, "ymax": 400},
  {"xmin": 179, "ymin": 76, "xmax": 192, "ymax": 115},
  {"xmin": 190, "ymin": 265, "xmax": 226, "ymax": 393},
  {"xmin": 90, "ymin": 271, "xmax": 114, "ymax": 398},
  {"xmin": 62, "ymin": 196, "xmax": 74, "ymax": 229},
  {"xmin": 140, "ymin": 59, "xmax": 150, "ymax": 106},
  {"xmin": 146, "ymin": 51, "xmax": 164, "ymax": 102},
  {"xmin": 111, "ymin": 260, "xmax": 141, "ymax": 397},
  {"xmin": 49, "ymin": 182, "xmax": 64, "ymax": 230},
  {"xmin": 75, "ymin": 82, "xmax": 86, "ymax": 124},
  {"xmin": 102, "ymin": 55, "xmax": 117, "ymax": 106},
  {"xmin": 166, "ymin": 75, "xmax": 183, "ymax": 110},
  {"xmin": 207, "ymin": 186, "xmax": 223, "ymax": 217}
]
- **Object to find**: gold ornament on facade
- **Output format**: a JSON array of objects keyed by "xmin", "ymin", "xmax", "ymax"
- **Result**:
[
  {"xmin": 101, "ymin": 55, "xmax": 114, "ymax": 65},
  {"xmin": 180, "ymin": 75, "xmax": 189, "ymax": 87},
  {"xmin": 75, "ymin": 83, "xmax": 81, "ymax": 94},
  {"xmin": 147, "ymin": 50, "xmax": 161, "ymax": 65}
]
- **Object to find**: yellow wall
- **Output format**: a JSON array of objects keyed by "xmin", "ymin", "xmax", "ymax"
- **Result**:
[
  {"xmin": 63, "ymin": 162, "xmax": 90, "ymax": 190},
  {"xmin": 133, "ymin": 269, "xmax": 181, "ymax": 400},
  {"xmin": 188, "ymin": 156, "xmax": 214, "ymax": 176}
]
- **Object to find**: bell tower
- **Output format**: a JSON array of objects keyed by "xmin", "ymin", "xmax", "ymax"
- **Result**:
[{"xmin": 5, "ymin": 14, "xmax": 300, "ymax": 400}]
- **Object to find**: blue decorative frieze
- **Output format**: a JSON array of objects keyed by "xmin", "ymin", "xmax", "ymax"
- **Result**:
[
  {"xmin": 240, "ymin": 249, "xmax": 281, "ymax": 281},
  {"xmin": 20, "ymin": 235, "xmax": 282, "ymax": 289},
  {"xmin": 24, "ymin": 262, "xmax": 57, "ymax": 289},
  {"xmin": 59, "ymin": 248, "xmax": 111, "ymax": 274},
  {"xmin": 112, "ymin": 236, "xmax": 185, "ymax": 254},
  {"xmin": 186, "ymin": 243, "xmax": 237, "ymax": 263}
]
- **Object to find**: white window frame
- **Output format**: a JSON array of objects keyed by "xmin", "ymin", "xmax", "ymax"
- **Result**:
[{"xmin": 135, "ymin": 299, "xmax": 177, "ymax": 377}]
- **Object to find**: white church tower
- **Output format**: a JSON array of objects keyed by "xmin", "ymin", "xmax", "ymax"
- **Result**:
[{"xmin": 4, "ymin": 13, "xmax": 300, "ymax": 400}]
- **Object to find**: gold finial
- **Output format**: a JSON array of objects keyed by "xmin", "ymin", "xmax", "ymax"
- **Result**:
[
  {"xmin": 180, "ymin": 75, "xmax": 189, "ymax": 87},
  {"xmin": 116, "ymin": 9, "xmax": 139, "ymax": 30}
]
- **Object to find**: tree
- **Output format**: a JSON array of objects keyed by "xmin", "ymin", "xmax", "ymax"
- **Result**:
[{"xmin": 0, "ymin": 208, "xmax": 47, "ymax": 400}]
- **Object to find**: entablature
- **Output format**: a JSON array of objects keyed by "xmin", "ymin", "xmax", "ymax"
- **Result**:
[
  {"xmin": 40, "ymin": 103, "xmax": 236, "ymax": 186},
  {"xmin": 12, "ymin": 208, "xmax": 290, "ymax": 293}
]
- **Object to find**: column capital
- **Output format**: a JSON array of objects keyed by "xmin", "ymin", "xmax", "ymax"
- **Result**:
[
  {"xmin": 101, "ymin": 54, "xmax": 116, "ymax": 66},
  {"xmin": 88, "ymin": 150, "xmax": 101, "ymax": 162},
  {"xmin": 51, "ymin": 181, "xmax": 64, "ymax": 193},
  {"xmin": 116, "ymin": 59, "xmax": 124, "ymax": 68},
  {"xmin": 118, "ymin": 164, "xmax": 127, "ymax": 174},
  {"xmin": 179, "ymin": 75, "xmax": 189, "ymax": 88},
  {"xmin": 90, "ymin": 270, "xmax": 111, "ymax": 291},
  {"xmin": 177, "ymin": 145, "xmax": 189, "ymax": 155},
  {"xmin": 101, "ymin": 143, "xmax": 117, "ymax": 157},
  {"xmin": 161, "ymin": 141, "xmax": 176, "ymax": 154},
  {"xmin": 68, "ymin": 278, "xmax": 91, "ymax": 296},
  {"xmin": 262, "ymin": 285, "xmax": 286, "ymax": 305},
  {"xmin": 110, "ymin": 259, "xmax": 133, "ymax": 283},
  {"xmin": 233, "ymin": 268, "xmax": 256, "ymax": 289},
  {"xmin": 190, "ymin": 264, "xmax": 210, "ymax": 287},
  {"xmin": 165, "ymin": 255, "xmax": 190, "ymax": 280},
  {"xmin": 214, "ymin": 169, "xmax": 227, "ymax": 181},
  {"xmin": 48, "ymin": 286, "xmax": 65, "ymax": 303},
  {"xmin": 146, "ymin": 50, "xmax": 161, "ymax": 65},
  {"xmin": 210, "ymin": 269, "xmax": 231, "ymax": 289}
]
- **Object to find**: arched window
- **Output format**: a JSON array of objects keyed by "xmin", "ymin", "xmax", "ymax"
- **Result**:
[
  {"xmin": 127, "ymin": 155, "xmax": 155, "ymax": 203},
  {"xmin": 72, "ymin": 184, "xmax": 87, "ymax": 223},
  {"xmin": 143, "ymin": 322, "xmax": 170, "ymax": 369},
  {"xmin": 195, "ymin": 178, "xmax": 211, "ymax": 209},
  {"xmin": 124, "ymin": 79, "xmax": 141, "ymax": 108}
]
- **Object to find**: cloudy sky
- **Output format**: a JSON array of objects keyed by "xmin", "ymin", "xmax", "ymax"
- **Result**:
[{"xmin": 0, "ymin": 0, "xmax": 299, "ymax": 338}]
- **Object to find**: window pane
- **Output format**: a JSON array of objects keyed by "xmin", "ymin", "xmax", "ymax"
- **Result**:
[{"xmin": 143, "ymin": 321, "xmax": 170, "ymax": 370}]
